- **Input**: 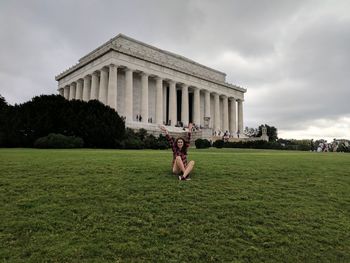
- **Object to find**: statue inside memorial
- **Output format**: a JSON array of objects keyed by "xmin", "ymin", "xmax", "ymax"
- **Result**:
[{"xmin": 160, "ymin": 123, "xmax": 195, "ymax": 181}]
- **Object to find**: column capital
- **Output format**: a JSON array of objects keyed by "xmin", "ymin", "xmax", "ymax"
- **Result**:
[
  {"xmin": 125, "ymin": 67, "xmax": 134, "ymax": 73},
  {"xmin": 229, "ymin": 96, "xmax": 236, "ymax": 101},
  {"xmin": 141, "ymin": 72, "xmax": 149, "ymax": 77},
  {"xmin": 155, "ymin": 76, "xmax": 163, "ymax": 81},
  {"xmin": 237, "ymin": 99, "xmax": 244, "ymax": 102},
  {"xmin": 106, "ymin": 63, "xmax": 118, "ymax": 70},
  {"xmin": 100, "ymin": 66, "xmax": 109, "ymax": 72},
  {"xmin": 92, "ymin": 71, "xmax": 99, "ymax": 77}
]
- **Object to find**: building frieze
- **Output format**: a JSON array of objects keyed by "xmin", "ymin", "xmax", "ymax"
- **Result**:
[
  {"xmin": 58, "ymin": 51, "xmax": 244, "ymax": 100},
  {"xmin": 56, "ymin": 34, "xmax": 245, "ymax": 94}
]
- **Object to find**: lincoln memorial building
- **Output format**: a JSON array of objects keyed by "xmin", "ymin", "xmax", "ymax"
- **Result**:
[{"xmin": 55, "ymin": 34, "xmax": 246, "ymax": 138}]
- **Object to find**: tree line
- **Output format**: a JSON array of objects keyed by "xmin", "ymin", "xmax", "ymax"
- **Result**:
[
  {"xmin": 0, "ymin": 94, "xmax": 172, "ymax": 149},
  {"xmin": 0, "ymin": 94, "xmax": 126, "ymax": 148}
]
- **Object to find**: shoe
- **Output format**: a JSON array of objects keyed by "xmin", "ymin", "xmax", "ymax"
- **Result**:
[{"xmin": 179, "ymin": 175, "xmax": 191, "ymax": 181}]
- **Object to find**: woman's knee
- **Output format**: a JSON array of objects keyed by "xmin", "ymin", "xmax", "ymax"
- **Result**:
[
  {"xmin": 175, "ymin": 156, "xmax": 183, "ymax": 164},
  {"xmin": 189, "ymin": 160, "xmax": 195, "ymax": 166}
]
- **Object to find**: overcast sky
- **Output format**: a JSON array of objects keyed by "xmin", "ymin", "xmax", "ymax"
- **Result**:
[{"xmin": 1, "ymin": 0, "xmax": 349, "ymax": 140}]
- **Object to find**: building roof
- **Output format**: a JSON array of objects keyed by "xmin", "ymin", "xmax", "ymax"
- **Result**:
[{"xmin": 55, "ymin": 34, "xmax": 246, "ymax": 92}]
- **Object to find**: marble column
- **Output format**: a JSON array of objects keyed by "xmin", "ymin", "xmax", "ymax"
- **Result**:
[
  {"xmin": 82, "ymin": 75, "xmax": 91, "ymax": 102},
  {"xmin": 155, "ymin": 77, "xmax": 163, "ymax": 125},
  {"xmin": 90, "ymin": 72, "xmax": 99, "ymax": 100},
  {"xmin": 204, "ymin": 90, "xmax": 211, "ymax": 118},
  {"xmin": 181, "ymin": 84, "xmax": 189, "ymax": 126},
  {"xmin": 69, "ymin": 82, "xmax": 76, "ymax": 100},
  {"xmin": 76, "ymin": 80, "xmax": 83, "ymax": 100},
  {"xmin": 205, "ymin": 90, "xmax": 211, "ymax": 128},
  {"xmin": 163, "ymin": 85, "xmax": 167, "ymax": 124},
  {"xmin": 125, "ymin": 68, "xmax": 133, "ymax": 122},
  {"xmin": 99, "ymin": 68, "xmax": 108, "ymax": 104},
  {"xmin": 193, "ymin": 87, "xmax": 200, "ymax": 125},
  {"xmin": 237, "ymin": 99, "xmax": 244, "ymax": 133},
  {"xmin": 214, "ymin": 93, "xmax": 220, "ymax": 131},
  {"xmin": 141, "ymin": 72, "xmax": 149, "ymax": 123},
  {"xmin": 169, "ymin": 80, "xmax": 177, "ymax": 126},
  {"xmin": 107, "ymin": 64, "xmax": 118, "ymax": 110},
  {"xmin": 223, "ymin": 96, "xmax": 229, "ymax": 132},
  {"xmin": 229, "ymin": 98, "xmax": 237, "ymax": 134},
  {"xmin": 64, "ymin": 86, "xmax": 69, "ymax": 100}
]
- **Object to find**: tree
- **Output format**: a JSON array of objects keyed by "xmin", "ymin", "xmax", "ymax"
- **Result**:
[
  {"xmin": 0, "ymin": 95, "xmax": 9, "ymax": 146},
  {"xmin": 0, "ymin": 95, "xmax": 7, "ymax": 109},
  {"xmin": 256, "ymin": 124, "xmax": 278, "ymax": 142},
  {"xmin": 1, "ymin": 94, "xmax": 125, "ymax": 148}
]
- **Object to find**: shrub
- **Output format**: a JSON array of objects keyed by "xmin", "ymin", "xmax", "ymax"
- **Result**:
[
  {"xmin": 156, "ymin": 134, "xmax": 169, "ymax": 150},
  {"xmin": 213, "ymin": 139, "xmax": 224, "ymax": 148},
  {"xmin": 144, "ymin": 134, "xmax": 157, "ymax": 149},
  {"xmin": 156, "ymin": 141, "xmax": 169, "ymax": 150},
  {"xmin": 136, "ymin": 128, "xmax": 148, "ymax": 141},
  {"xmin": 121, "ymin": 137, "xmax": 144, "ymax": 149},
  {"xmin": 34, "ymin": 133, "xmax": 84, "ymax": 148},
  {"xmin": 120, "ymin": 129, "xmax": 170, "ymax": 150},
  {"xmin": 195, "ymin": 138, "xmax": 211, "ymax": 149},
  {"xmin": 222, "ymin": 140, "xmax": 282, "ymax": 149}
]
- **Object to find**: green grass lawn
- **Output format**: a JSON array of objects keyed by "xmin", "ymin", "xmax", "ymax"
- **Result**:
[{"xmin": 0, "ymin": 148, "xmax": 349, "ymax": 262}]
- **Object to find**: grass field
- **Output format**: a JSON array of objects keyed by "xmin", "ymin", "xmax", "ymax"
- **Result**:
[{"xmin": 0, "ymin": 148, "xmax": 349, "ymax": 262}]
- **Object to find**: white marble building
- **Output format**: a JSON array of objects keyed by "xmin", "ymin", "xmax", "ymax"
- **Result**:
[{"xmin": 55, "ymin": 34, "xmax": 246, "ymax": 136}]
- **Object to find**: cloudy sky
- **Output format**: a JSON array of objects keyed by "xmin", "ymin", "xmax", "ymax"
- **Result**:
[{"xmin": 1, "ymin": 0, "xmax": 349, "ymax": 140}]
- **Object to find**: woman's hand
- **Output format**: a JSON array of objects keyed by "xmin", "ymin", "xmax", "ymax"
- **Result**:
[
  {"xmin": 159, "ymin": 125, "xmax": 168, "ymax": 134},
  {"xmin": 188, "ymin": 123, "xmax": 193, "ymax": 132}
]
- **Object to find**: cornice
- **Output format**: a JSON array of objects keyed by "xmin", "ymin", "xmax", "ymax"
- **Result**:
[{"xmin": 55, "ymin": 34, "xmax": 246, "ymax": 93}]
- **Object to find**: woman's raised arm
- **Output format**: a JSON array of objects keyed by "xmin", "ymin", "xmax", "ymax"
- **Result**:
[{"xmin": 160, "ymin": 125, "xmax": 174, "ymax": 147}]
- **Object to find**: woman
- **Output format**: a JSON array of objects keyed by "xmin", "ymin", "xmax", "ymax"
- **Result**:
[{"xmin": 160, "ymin": 123, "xmax": 195, "ymax": 181}]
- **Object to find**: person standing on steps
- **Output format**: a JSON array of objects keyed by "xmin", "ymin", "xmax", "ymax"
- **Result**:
[{"xmin": 160, "ymin": 123, "xmax": 195, "ymax": 181}]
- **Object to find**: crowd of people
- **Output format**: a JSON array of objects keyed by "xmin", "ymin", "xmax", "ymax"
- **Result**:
[
  {"xmin": 312, "ymin": 139, "xmax": 350, "ymax": 152},
  {"xmin": 212, "ymin": 130, "xmax": 240, "ymax": 141},
  {"xmin": 131, "ymin": 115, "xmax": 203, "ymax": 132}
]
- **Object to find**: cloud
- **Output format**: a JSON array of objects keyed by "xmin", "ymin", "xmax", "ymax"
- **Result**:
[
  {"xmin": 279, "ymin": 116, "xmax": 350, "ymax": 141},
  {"xmin": 0, "ymin": 0, "xmax": 349, "ymax": 140}
]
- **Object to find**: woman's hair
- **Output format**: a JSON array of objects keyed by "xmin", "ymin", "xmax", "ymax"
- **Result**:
[{"xmin": 175, "ymin": 137, "xmax": 188, "ymax": 154}]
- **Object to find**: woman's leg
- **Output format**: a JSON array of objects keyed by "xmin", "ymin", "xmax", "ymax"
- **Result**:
[
  {"xmin": 173, "ymin": 156, "xmax": 186, "ymax": 174},
  {"xmin": 183, "ymin": 160, "xmax": 195, "ymax": 179},
  {"xmin": 172, "ymin": 163, "xmax": 182, "ymax": 175}
]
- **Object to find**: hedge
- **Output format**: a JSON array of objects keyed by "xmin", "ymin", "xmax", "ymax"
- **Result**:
[{"xmin": 34, "ymin": 133, "xmax": 84, "ymax": 148}]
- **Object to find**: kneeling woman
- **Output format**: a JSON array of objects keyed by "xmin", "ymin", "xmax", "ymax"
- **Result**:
[{"xmin": 160, "ymin": 123, "xmax": 195, "ymax": 180}]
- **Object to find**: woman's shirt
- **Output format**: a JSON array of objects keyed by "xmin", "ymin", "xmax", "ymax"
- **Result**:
[{"xmin": 166, "ymin": 132, "xmax": 191, "ymax": 166}]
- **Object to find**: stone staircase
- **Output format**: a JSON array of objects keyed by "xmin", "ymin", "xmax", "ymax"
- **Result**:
[{"xmin": 127, "ymin": 121, "xmax": 210, "ymax": 146}]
